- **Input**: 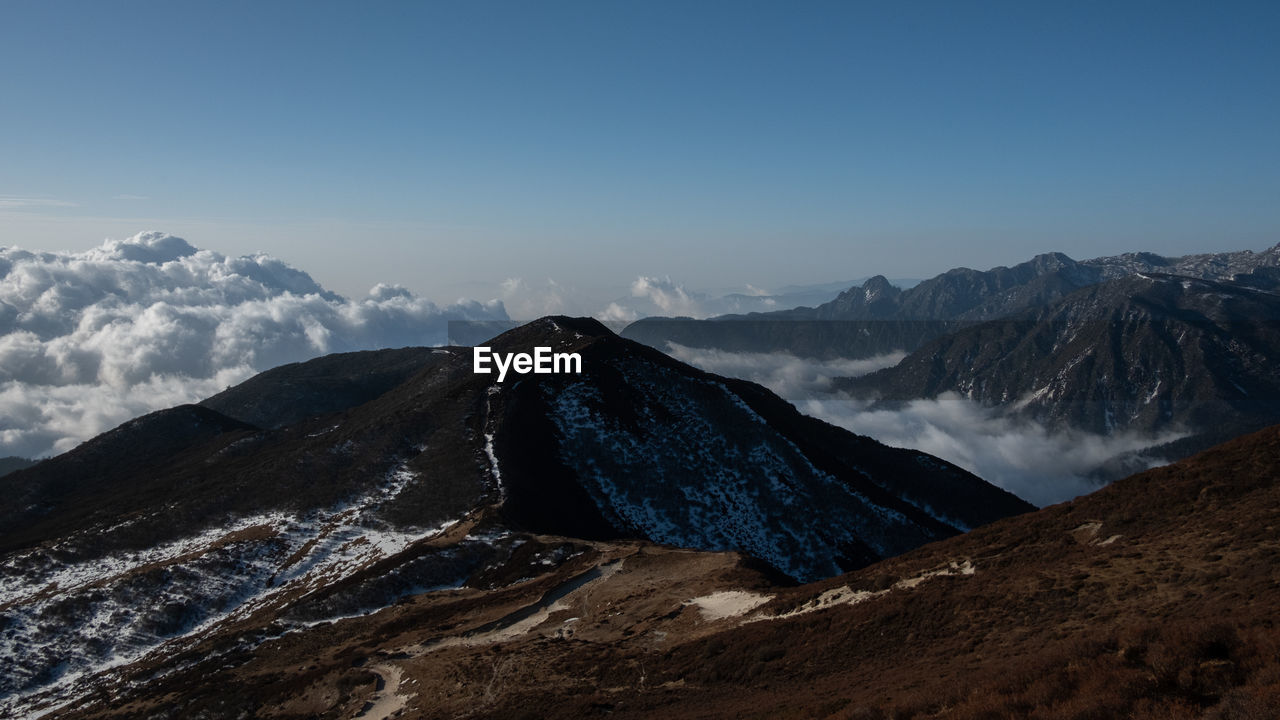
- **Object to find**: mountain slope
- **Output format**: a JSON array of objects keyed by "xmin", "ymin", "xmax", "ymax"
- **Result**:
[
  {"xmin": 0, "ymin": 316, "xmax": 1029, "ymax": 717},
  {"xmin": 839, "ymin": 273, "xmax": 1280, "ymax": 453},
  {"xmin": 36, "ymin": 424, "xmax": 1280, "ymax": 720},
  {"xmin": 0, "ymin": 456, "xmax": 34, "ymax": 478},
  {"xmin": 483, "ymin": 319, "xmax": 1030, "ymax": 579},
  {"xmin": 199, "ymin": 346, "xmax": 443, "ymax": 429}
]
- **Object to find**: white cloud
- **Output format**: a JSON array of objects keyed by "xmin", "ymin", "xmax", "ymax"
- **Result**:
[
  {"xmin": 664, "ymin": 343, "xmax": 905, "ymax": 398},
  {"xmin": 495, "ymin": 276, "xmax": 611, "ymax": 319},
  {"xmin": 596, "ymin": 302, "xmax": 639, "ymax": 323},
  {"xmin": 595, "ymin": 275, "xmax": 844, "ymax": 322},
  {"xmin": 797, "ymin": 393, "xmax": 1185, "ymax": 507},
  {"xmin": 630, "ymin": 275, "xmax": 709, "ymax": 317},
  {"xmin": 0, "ymin": 196, "xmax": 77, "ymax": 209},
  {"xmin": 0, "ymin": 231, "xmax": 507, "ymax": 458},
  {"xmin": 667, "ymin": 346, "xmax": 1185, "ymax": 507}
]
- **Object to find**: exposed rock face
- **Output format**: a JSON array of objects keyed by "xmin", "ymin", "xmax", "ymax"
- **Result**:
[{"xmin": 839, "ymin": 273, "xmax": 1280, "ymax": 453}]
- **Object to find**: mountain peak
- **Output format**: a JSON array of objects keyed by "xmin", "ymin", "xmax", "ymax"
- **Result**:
[
  {"xmin": 535, "ymin": 315, "xmax": 615, "ymax": 337},
  {"xmin": 863, "ymin": 274, "xmax": 895, "ymax": 296},
  {"xmin": 480, "ymin": 316, "xmax": 619, "ymax": 356},
  {"xmin": 1027, "ymin": 251, "xmax": 1077, "ymax": 269}
]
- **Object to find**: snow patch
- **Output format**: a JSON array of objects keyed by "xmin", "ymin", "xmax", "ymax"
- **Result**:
[
  {"xmin": 0, "ymin": 461, "xmax": 454, "ymax": 717},
  {"xmin": 686, "ymin": 590, "xmax": 772, "ymax": 621}
]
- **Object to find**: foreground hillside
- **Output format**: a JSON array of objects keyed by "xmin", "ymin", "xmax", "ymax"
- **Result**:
[
  {"xmin": 32, "ymin": 424, "xmax": 1280, "ymax": 719},
  {"xmin": 0, "ymin": 317, "xmax": 1027, "ymax": 717}
]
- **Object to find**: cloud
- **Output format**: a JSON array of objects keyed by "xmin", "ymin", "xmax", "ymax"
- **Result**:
[
  {"xmin": 595, "ymin": 275, "xmax": 847, "ymax": 322},
  {"xmin": 111, "ymin": 194, "xmax": 150, "ymax": 201},
  {"xmin": 0, "ymin": 196, "xmax": 78, "ymax": 209},
  {"xmin": 630, "ymin": 275, "xmax": 709, "ymax": 317},
  {"xmin": 0, "ymin": 231, "xmax": 507, "ymax": 458},
  {"xmin": 664, "ymin": 343, "xmax": 905, "ymax": 399},
  {"xmin": 498, "ymin": 276, "xmax": 580, "ymax": 319},
  {"xmin": 798, "ymin": 393, "xmax": 1186, "ymax": 507},
  {"xmin": 596, "ymin": 302, "xmax": 639, "ymax": 323},
  {"xmin": 667, "ymin": 347, "xmax": 1185, "ymax": 507}
]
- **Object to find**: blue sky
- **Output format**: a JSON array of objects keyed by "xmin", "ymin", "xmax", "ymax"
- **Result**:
[{"xmin": 2, "ymin": 1, "xmax": 1278, "ymax": 305}]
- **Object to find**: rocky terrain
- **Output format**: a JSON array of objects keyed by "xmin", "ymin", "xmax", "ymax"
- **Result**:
[
  {"xmin": 0, "ymin": 317, "xmax": 1028, "ymax": 718},
  {"xmin": 839, "ymin": 272, "xmax": 1280, "ymax": 458},
  {"xmin": 21, "ymin": 420, "xmax": 1280, "ymax": 719}
]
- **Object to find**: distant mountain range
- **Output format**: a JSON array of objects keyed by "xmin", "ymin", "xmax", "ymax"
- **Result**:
[
  {"xmin": 622, "ymin": 244, "xmax": 1280, "ymax": 471},
  {"xmin": 839, "ymin": 272, "xmax": 1280, "ymax": 444},
  {"xmin": 596, "ymin": 277, "xmax": 924, "ymax": 324},
  {"xmin": 0, "ymin": 317, "xmax": 1029, "ymax": 716},
  {"xmin": 621, "ymin": 244, "xmax": 1280, "ymax": 356},
  {"xmin": 0, "ymin": 456, "xmax": 33, "ymax": 478}
]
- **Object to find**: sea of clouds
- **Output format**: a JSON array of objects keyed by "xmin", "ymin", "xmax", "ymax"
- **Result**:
[
  {"xmin": 667, "ymin": 344, "xmax": 1185, "ymax": 507},
  {"xmin": 0, "ymin": 232, "xmax": 507, "ymax": 458},
  {"xmin": 3, "ymin": 232, "xmax": 1182, "ymax": 506}
]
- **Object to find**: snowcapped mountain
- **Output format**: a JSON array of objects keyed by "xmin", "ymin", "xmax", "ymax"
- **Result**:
[{"xmin": 0, "ymin": 317, "xmax": 1029, "ymax": 717}]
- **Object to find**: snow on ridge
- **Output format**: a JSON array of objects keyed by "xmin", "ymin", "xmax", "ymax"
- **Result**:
[
  {"xmin": 483, "ymin": 433, "xmax": 503, "ymax": 487},
  {"xmin": 0, "ymin": 461, "xmax": 454, "ymax": 716}
]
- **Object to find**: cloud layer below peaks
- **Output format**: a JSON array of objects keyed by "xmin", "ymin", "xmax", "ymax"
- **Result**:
[{"xmin": 0, "ymin": 232, "xmax": 507, "ymax": 458}]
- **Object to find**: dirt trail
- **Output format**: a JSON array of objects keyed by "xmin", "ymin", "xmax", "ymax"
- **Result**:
[
  {"xmin": 355, "ymin": 663, "xmax": 408, "ymax": 720},
  {"xmin": 355, "ymin": 557, "xmax": 628, "ymax": 717},
  {"xmin": 422, "ymin": 559, "xmax": 624, "ymax": 651}
]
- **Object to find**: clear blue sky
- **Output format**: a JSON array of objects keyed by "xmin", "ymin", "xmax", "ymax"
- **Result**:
[{"xmin": 2, "ymin": 0, "xmax": 1278, "ymax": 304}]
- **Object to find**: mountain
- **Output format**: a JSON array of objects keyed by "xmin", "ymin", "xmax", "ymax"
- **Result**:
[
  {"xmin": 199, "ymin": 346, "xmax": 443, "ymax": 429},
  {"xmin": 816, "ymin": 244, "xmax": 1280, "ymax": 324},
  {"xmin": 594, "ymin": 279, "xmax": 880, "ymax": 326},
  {"xmin": 620, "ymin": 243, "xmax": 1280, "ymax": 358},
  {"xmin": 22, "ymin": 422, "xmax": 1280, "ymax": 719},
  {"xmin": 0, "ymin": 456, "xmax": 33, "ymax": 478},
  {"xmin": 0, "ymin": 316, "xmax": 1029, "ymax": 717},
  {"xmin": 839, "ymin": 273, "xmax": 1280, "ymax": 457}
]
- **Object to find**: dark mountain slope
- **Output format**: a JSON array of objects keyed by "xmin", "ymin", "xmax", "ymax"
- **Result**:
[
  {"xmin": 0, "ymin": 405, "xmax": 260, "ymax": 551},
  {"xmin": 41, "ymin": 425, "xmax": 1280, "ymax": 720},
  {"xmin": 3, "ymin": 317, "xmax": 1028, "ymax": 579},
  {"xmin": 450, "ymin": 317, "xmax": 1030, "ymax": 579},
  {"xmin": 200, "ymin": 346, "xmax": 442, "ymax": 428},
  {"xmin": 840, "ymin": 274, "xmax": 1280, "ymax": 452},
  {"xmin": 0, "ymin": 317, "xmax": 1031, "ymax": 716},
  {"xmin": 0, "ymin": 455, "xmax": 35, "ymax": 478}
]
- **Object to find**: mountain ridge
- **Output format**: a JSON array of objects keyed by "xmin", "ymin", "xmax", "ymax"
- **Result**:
[
  {"xmin": 27, "ymin": 423, "xmax": 1280, "ymax": 719},
  {"xmin": 837, "ymin": 272, "xmax": 1280, "ymax": 458},
  {"xmin": 620, "ymin": 243, "xmax": 1280, "ymax": 357},
  {"xmin": 0, "ymin": 316, "xmax": 1031, "ymax": 716}
]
